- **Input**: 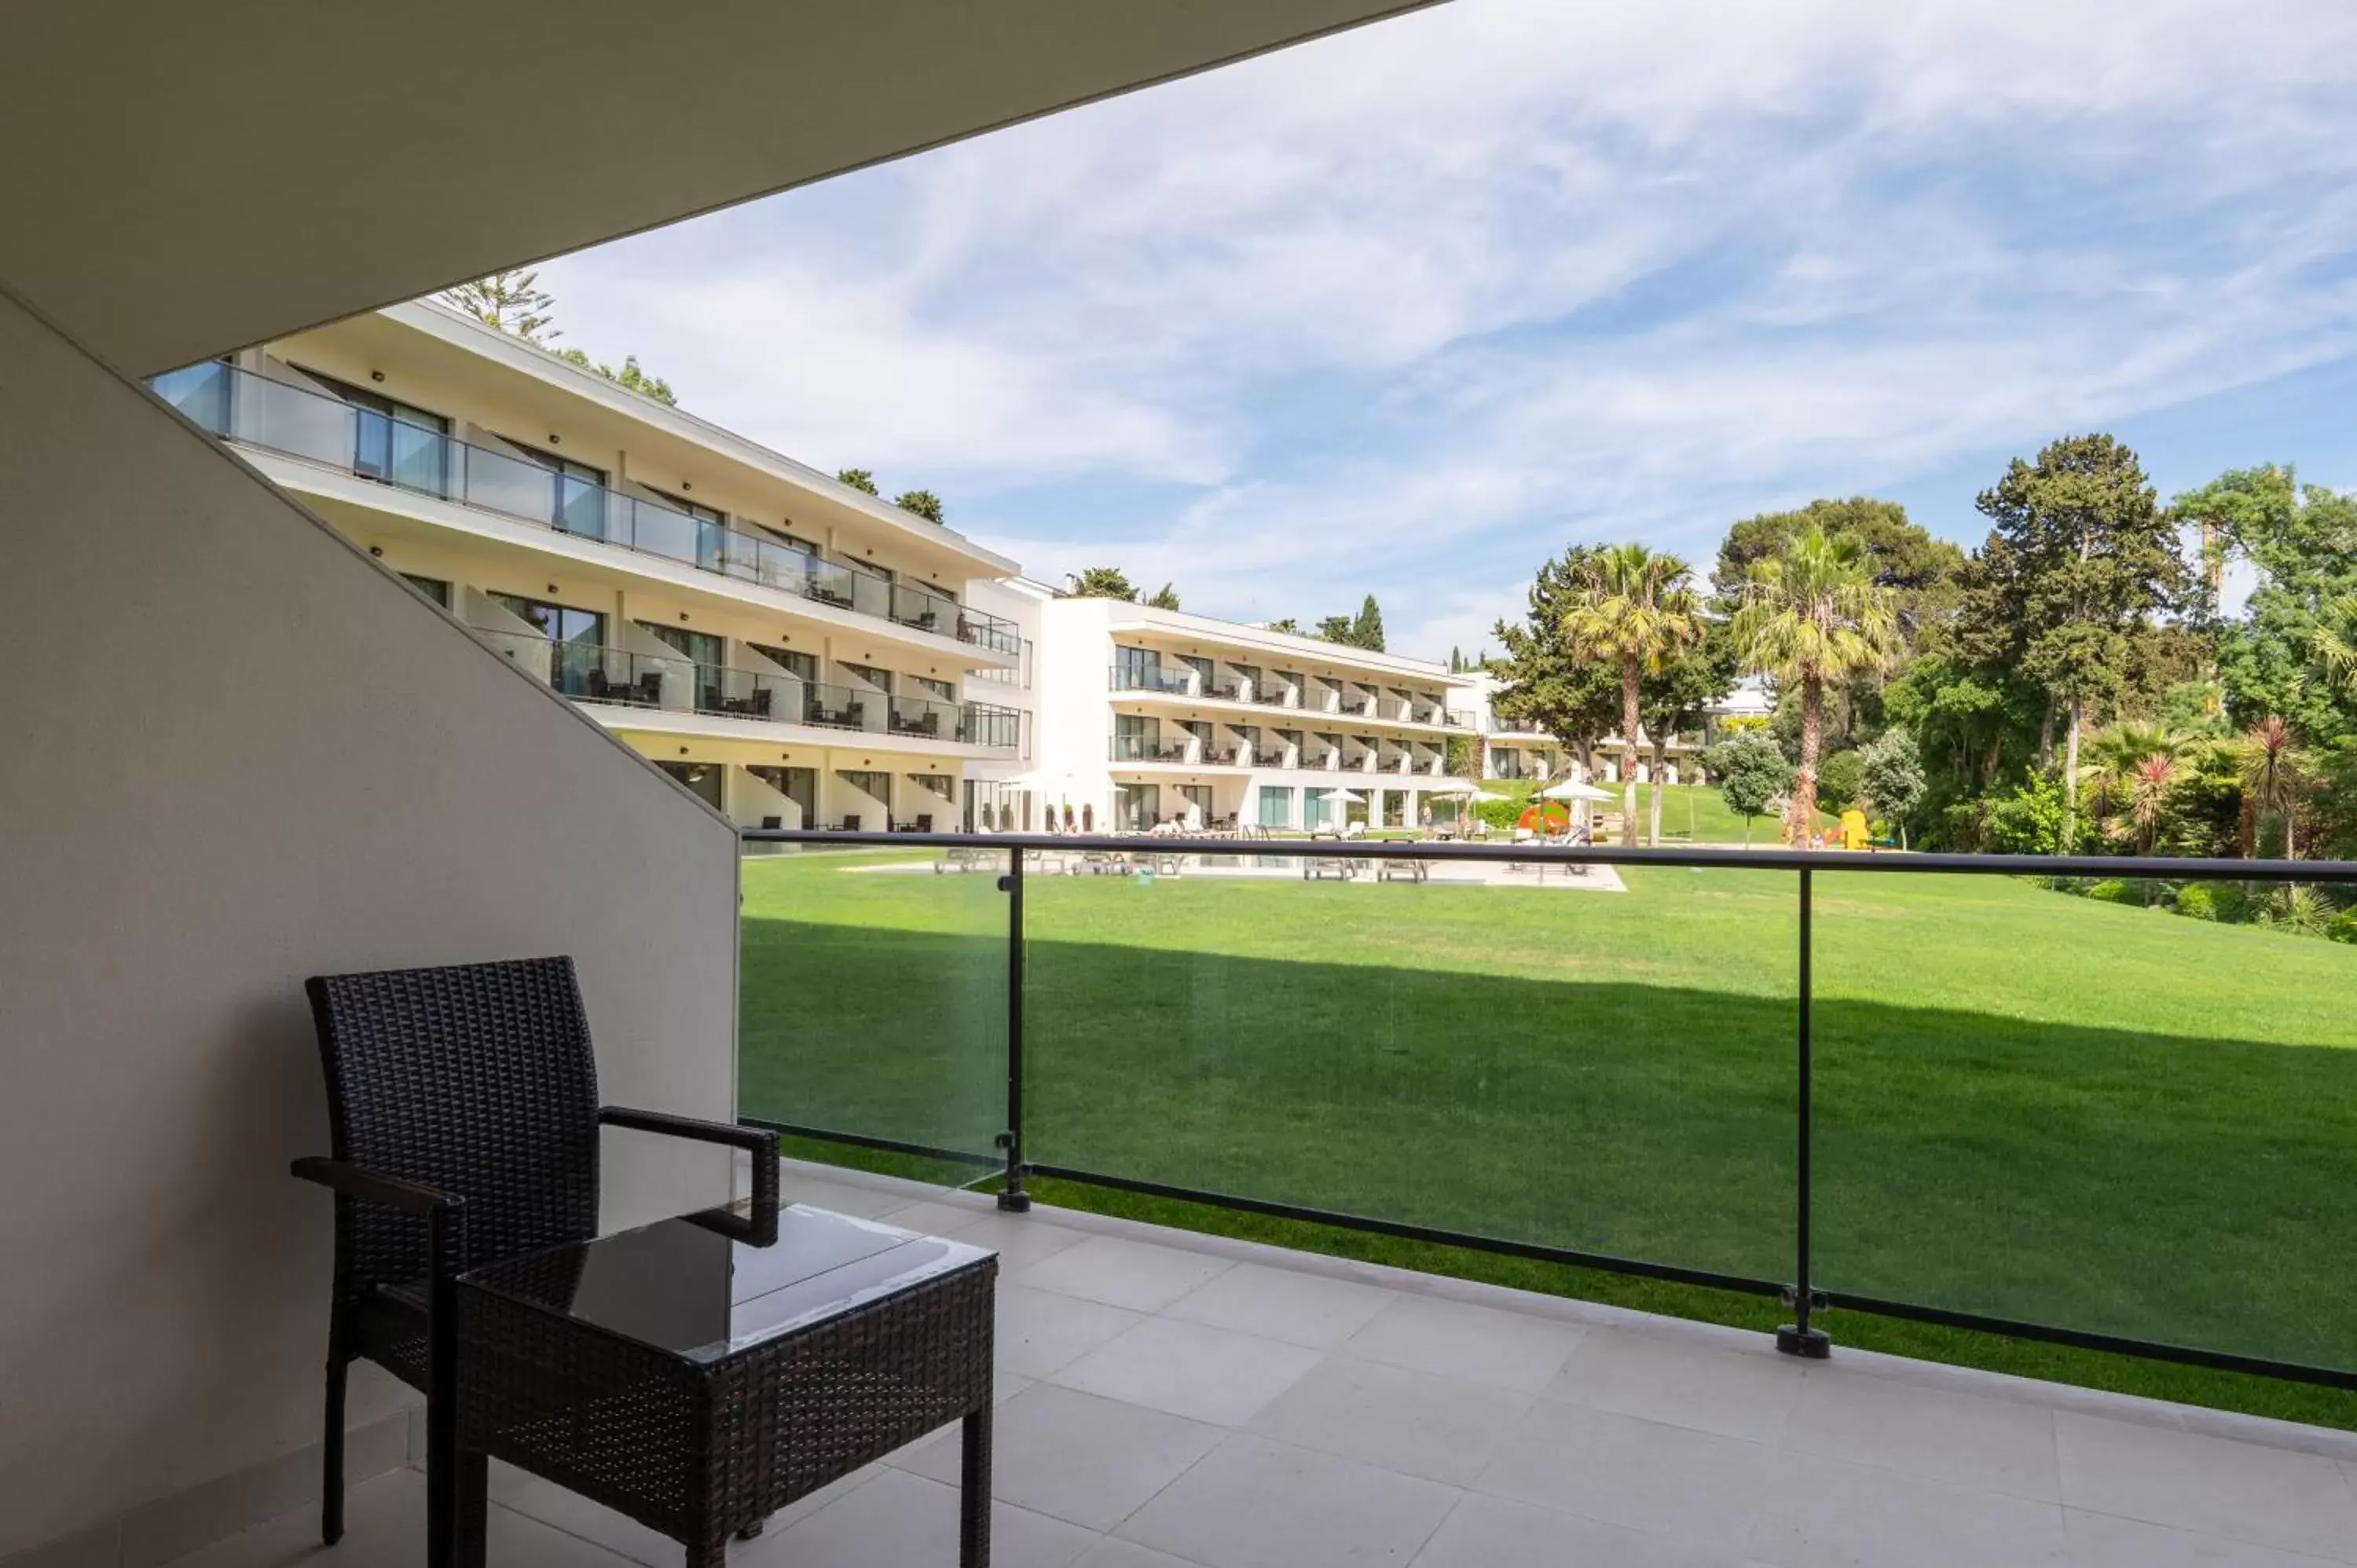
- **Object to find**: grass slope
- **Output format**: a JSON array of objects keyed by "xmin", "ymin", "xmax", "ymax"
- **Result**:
[{"xmin": 740, "ymin": 848, "xmax": 2357, "ymax": 1427}]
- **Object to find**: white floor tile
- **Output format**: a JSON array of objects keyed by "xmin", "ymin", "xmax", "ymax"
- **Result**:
[
  {"xmin": 955, "ymin": 1211, "xmax": 1094, "ymax": 1272},
  {"xmin": 1164, "ymin": 1262, "xmax": 1394, "ymax": 1350},
  {"xmin": 1051, "ymin": 1317, "xmax": 1325, "ymax": 1427},
  {"xmin": 1117, "ymin": 1434, "xmax": 1460, "ymax": 1568},
  {"xmin": 1783, "ymin": 1365, "xmax": 2060, "ymax": 1501},
  {"xmin": 901, "ymin": 1383, "xmax": 1223, "ymax": 1532},
  {"xmin": 753, "ymin": 1466, "xmax": 1096, "ymax": 1568},
  {"xmin": 2056, "ymin": 1411, "xmax": 2357, "ymax": 1561},
  {"xmin": 1473, "ymin": 1400, "xmax": 1776, "ymax": 1555},
  {"xmin": 1014, "ymin": 1236, "xmax": 1235, "ymax": 1313},
  {"xmin": 1411, "ymin": 1492, "xmax": 1752, "ymax": 1567},
  {"xmin": 1546, "ymin": 1328, "xmax": 1804, "ymax": 1444},
  {"xmin": 1341, "ymin": 1292, "xmax": 1585, "ymax": 1392},
  {"xmin": 2063, "ymin": 1508, "xmax": 2349, "ymax": 1566},
  {"xmin": 1075, "ymin": 1541, "xmax": 1214, "ymax": 1568},
  {"xmin": 998, "ymin": 1282, "xmax": 1146, "ymax": 1379},
  {"xmin": 1747, "ymin": 1449, "xmax": 2066, "ymax": 1567},
  {"xmin": 1247, "ymin": 1355, "xmax": 1535, "ymax": 1486},
  {"xmin": 879, "ymin": 1198, "xmax": 997, "ymax": 1236}
]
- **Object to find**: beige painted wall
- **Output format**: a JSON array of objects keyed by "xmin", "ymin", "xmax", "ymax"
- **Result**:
[{"xmin": 0, "ymin": 287, "xmax": 742, "ymax": 1557}]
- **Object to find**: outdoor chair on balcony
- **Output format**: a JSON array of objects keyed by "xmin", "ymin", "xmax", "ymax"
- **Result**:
[{"xmin": 290, "ymin": 957, "xmax": 779, "ymax": 1568}]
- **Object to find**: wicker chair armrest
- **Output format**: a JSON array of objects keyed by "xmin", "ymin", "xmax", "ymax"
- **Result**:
[
  {"xmin": 290, "ymin": 1156, "xmax": 471, "ymax": 1281},
  {"xmin": 290, "ymin": 1155, "xmax": 461, "ymax": 1214},
  {"xmin": 598, "ymin": 1108, "xmax": 781, "ymax": 1243}
]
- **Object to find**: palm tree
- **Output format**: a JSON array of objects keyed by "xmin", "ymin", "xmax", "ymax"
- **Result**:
[
  {"xmin": 2121, "ymin": 753, "xmax": 2181, "ymax": 855},
  {"xmin": 1730, "ymin": 526, "xmax": 1901, "ymax": 844},
  {"xmin": 2238, "ymin": 715, "xmax": 2304, "ymax": 860},
  {"xmin": 2077, "ymin": 721, "xmax": 2189, "ymax": 807},
  {"xmin": 1562, "ymin": 545, "xmax": 1704, "ymax": 847},
  {"xmin": 2315, "ymin": 594, "xmax": 2357, "ymax": 694}
]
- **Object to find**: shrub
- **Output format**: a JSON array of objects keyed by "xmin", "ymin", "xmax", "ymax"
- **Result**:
[
  {"xmin": 1816, "ymin": 749, "xmax": 1865, "ymax": 811},
  {"xmin": 2172, "ymin": 883, "xmax": 2221, "ymax": 921},
  {"xmin": 2329, "ymin": 907, "xmax": 2357, "ymax": 945},
  {"xmin": 2085, "ymin": 879, "xmax": 2135, "ymax": 905},
  {"xmin": 2258, "ymin": 885, "xmax": 2333, "ymax": 936}
]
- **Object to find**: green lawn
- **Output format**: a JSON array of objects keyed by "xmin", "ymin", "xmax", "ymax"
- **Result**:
[
  {"xmin": 1482, "ymin": 779, "xmax": 1829, "ymax": 844},
  {"xmin": 739, "ymin": 848, "xmax": 2357, "ymax": 1427}
]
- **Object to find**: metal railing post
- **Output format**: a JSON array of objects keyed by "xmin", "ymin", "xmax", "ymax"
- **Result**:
[
  {"xmin": 997, "ymin": 851, "xmax": 1031, "ymax": 1211},
  {"xmin": 1779, "ymin": 864, "xmax": 1830, "ymax": 1358}
]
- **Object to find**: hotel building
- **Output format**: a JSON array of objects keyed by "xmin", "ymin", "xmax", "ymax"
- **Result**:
[
  {"xmin": 152, "ymin": 300, "xmax": 1027, "ymax": 832},
  {"xmin": 1032, "ymin": 597, "xmax": 1479, "ymax": 832}
]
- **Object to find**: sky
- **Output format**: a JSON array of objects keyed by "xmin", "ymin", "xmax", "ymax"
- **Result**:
[{"xmin": 538, "ymin": 0, "xmax": 2357, "ymax": 664}]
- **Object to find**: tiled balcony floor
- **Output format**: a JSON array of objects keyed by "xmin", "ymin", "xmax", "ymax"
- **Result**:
[{"xmin": 174, "ymin": 1159, "xmax": 2357, "ymax": 1568}]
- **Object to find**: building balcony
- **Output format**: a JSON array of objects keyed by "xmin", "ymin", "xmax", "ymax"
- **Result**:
[
  {"xmin": 472, "ymin": 628, "xmax": 1017, "ymax": 752},
  {"xmin": 156, "ymin": 361, "xmax": 1021, "ymax": 657},
  {"xmin": 1110, "ymin": 662, "xmax": 1196, "ymax": 695},
  {"xmin": 1110, "ymin": 735, "xmax": 1191, "ymax": 764}
]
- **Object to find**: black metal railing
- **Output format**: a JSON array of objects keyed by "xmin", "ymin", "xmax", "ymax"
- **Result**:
[
  {"xmin": 735, "ymin": 830, "xmax": 2357, "ymax": 1393},
  {"xmin": 152, "ymin": 360, "xmax": 1020, "ymax": 654}
]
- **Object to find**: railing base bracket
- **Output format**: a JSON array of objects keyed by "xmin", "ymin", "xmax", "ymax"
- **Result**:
[
  {"xmin": 1776, "ymin": 1325, "xmax": 1831, "ymax": 1360},
  {"xmin": 996, "ymin": 1190, "xmax": 1032, "ymax": 1213}
]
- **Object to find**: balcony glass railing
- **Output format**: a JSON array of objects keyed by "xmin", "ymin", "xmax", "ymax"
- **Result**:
[
  {"xmin": 740, "ymin": 832, "xmax": 2357, "ymax": 1397},
  {"xmin": 153, "ymin": 360, "xmax": 1019, "ymax": 654},
  {"xmin": 1110, "ymin": 735, "xmax": 1189, "ymax": 762},
  {"xmin": 468, "ymin": 625, "xmax": 1014, "ymax": 749},
  {"xmin": 1109, "ymin": 663, "xmax": 1195, "ymax": 694}
]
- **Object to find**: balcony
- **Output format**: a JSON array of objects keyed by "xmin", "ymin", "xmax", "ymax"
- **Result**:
[
  {"xmin": 154, "ymin": 361, "xmax": 1019, "ymax": 654},
  {"xmin": 1111, "ymin": 661, "xmax": 1196, "ymax": 695},
  {"xmin": 717, "ymin": 833, "xmax": 2357, "ymax": 1568},
  {"xmin": 474, "ymin": 628, "xmax": 1017, "ymax": 750},
  {"xmin": 1111, "ymin": 734, "xmax": 1190, "ymax": 764}
]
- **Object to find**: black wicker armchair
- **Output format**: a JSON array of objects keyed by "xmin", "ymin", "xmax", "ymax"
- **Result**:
[{"xmin": 291, "ymin": 956, "xmax": 777, "ymax": 1568}]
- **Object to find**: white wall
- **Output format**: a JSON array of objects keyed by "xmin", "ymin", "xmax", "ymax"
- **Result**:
[{"xmin": 0, "ymin": 287, "xmax": 741, "ymax": 1559}]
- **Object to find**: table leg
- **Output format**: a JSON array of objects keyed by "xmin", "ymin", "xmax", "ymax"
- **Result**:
[
  {"xmin": 456, "ymin": 1451, "xmax": 488, "ymax": 1568},
  {"xmin": 960, "ymin": 1405, "xmax": 992, "ymax": 1567}
]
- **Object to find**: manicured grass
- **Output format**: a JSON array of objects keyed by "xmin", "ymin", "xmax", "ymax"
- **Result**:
[{"xmin": 739, "ymin": 847, "xmax": 2357, "ymax": 1427}]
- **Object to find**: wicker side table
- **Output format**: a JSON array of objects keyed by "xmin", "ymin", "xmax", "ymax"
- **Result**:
[{"xmin": 456, "ymin": 1203, "xmax": 997, "ymax": 1566}]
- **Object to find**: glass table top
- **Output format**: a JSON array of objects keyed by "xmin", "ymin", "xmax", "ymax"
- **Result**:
[{"xmin": 461, "ymin": 1203, "xmax": 995, "ymax": 1364}]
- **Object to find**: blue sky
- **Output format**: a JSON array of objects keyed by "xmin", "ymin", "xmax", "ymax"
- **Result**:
[{"xmin": 541, "ymin": 0, "xmax": 2357, "ymax": 661}]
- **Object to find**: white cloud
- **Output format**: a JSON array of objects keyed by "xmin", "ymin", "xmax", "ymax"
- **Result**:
[{"xmin": 538, "ymin": 0, "xmax": 2357, "ymax": 650}]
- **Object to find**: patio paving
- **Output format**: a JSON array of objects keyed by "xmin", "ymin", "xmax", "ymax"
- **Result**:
[{"xmin": 168, "ymin": 1158, "xmax": 2357, "ymax": 1568}]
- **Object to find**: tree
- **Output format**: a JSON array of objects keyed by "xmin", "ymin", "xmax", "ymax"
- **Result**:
[
  {"xmin": 1351, "ymin": 595, "xmax": 1386, "ymax": 653},
  {"xmin": 1266, "ymin": 617, "xmax": 1303, "ymax": 635},
  {"xmin": 1858, "ymin": 727, "xmax": 1926, "ymax": 848},
  {"xmin": 2238, "ymin": 715, "xmax": 2308, "ymax": 860},
  {"xmin": 1637, "ymin": 620, "xmax": 1737, "ymax": 845},
  {"xmin": 1490, "ymin": 545, "xmax": 1626, "ymax": 779},
  {"xmin": 440, "ymin": 269, "xmax": 558, "ymax": 342},
  {"xmin": 1315, "ymin": 614, "xmax": 1357, "ymax": 644},
  {"xmin": 1708, "ymin": 734, "xmax": 1792, "ymax": 847},
  {"xmin": 1716, "ymin": 496, "xmax": 1963, "ymax": 650},
  {"xmin": 1065, "ymin": 567, "xmax": 1138, "ymax": 601},
  {"xmin": 1731, "ymin": 524, "xmax": 1902, "ymax": 843},
  {"xmin": 1563, "ymin": 544, "xmax": 1706, "ymax": 847},
  {"xmin": 1146, "ymin": 582, "xmax": 1182, "ymax": 610},
  {"xmin": 1974, "ymin": 434, "xmax": 2187, "ymax": 848},
  {"xmin": 1816, "ymin": 749, "xmax": 1865, "ymax": 811},
  {"xmin": 836, "ymin": 468, "xmax": 880, "ymax": 496},
  {"xmin": 2314, "ymin": 594, "xmax": 2357, "ymax": 695},
  {"xmin": 893, "ymin": 488, "xmax": 945, "ymax": 524},
  {"xmin": 557, "ymin": 347, "xmax": 676, "ymax": 405}
]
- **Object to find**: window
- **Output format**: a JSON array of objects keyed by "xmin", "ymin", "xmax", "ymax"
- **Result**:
[
  {"xmin": 1113, "ymin": 713, "xmax": 1159, "ymax": 760},
  {"xmin": 839, "ymin": 661, "xmax": 892, "ymax": 693},
  {"xmin": 508, "ymin": 441, "xmax": 608, "ymax": 536},
  {"xmin": 911, "ymin": 675, "xmax": 955, "ymax": 702},
  {"xmin": 1258, "ymin": 785, "xmax": 1296, "ymax": 830},
  {"xmin": 838, "ymin": 770, "xmax": 893, "ymax": 809},
  {"xmin": 747, "ymin": 765, "xmax": 816, "ymax": 826},
  {"xmin": 1178, "ymin": 784, "xmax": 1213, "ymax": 826},
  {"xmin": 494, "ymin": 594, "xmax": 608, "ymax": 699},
  {"xmin": 1113, "ymin": 782, "xmax": 1160, "ymax": 830},
  {"xmin": 642, "ymin": 623, "xmax": 724, "ymax": 712},
  {"xmin": 753, "ymin": 521, "xmax": 820, "ymax": 556},
  {"xmin": 748, "ymin": 643, "xmax": 816, "ymax": 683},
  {"xmin": 306, "ymin": 372, "xmax": 449, "ymax": 494},
  {"xmin": 401, "ymin": 573, "xmax": 449, "ymax": 609},
  {"xmin": 657, "ymin": 760, "xmax": 723, "ymax": 810},
  {"xmin": 1113, "ymin": 645, "xmax": 1159, "ymax": 690}
]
